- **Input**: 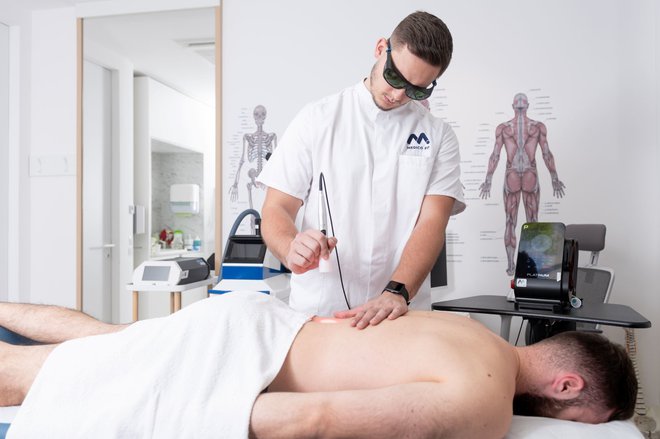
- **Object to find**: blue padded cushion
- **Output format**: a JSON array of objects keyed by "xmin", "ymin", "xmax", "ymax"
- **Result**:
[
  {"xmin": 0, "ymin": 327, "xmax": 40, "ymax": 346},
  {"xmin": 0, "ymin": 422, "xmax": 9, "ymax": 439},
  {"xmin": 0, "ymin": 327, "xmax": 38, "ymax": 438}
]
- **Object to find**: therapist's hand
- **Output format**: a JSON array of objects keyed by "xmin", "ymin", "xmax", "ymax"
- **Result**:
[
  {"xmin": 334, "ymin": 292, "xmax": 408, "ymax": 330},
  {"xmin": 285, "ymin": 229, "xmax": 337, "ymax": 274}
]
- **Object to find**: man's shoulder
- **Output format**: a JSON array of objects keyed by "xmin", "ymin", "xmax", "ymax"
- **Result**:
[
  {"xmin": 304, "ymin": 82, "xmax": 363, "ymax": 111},
  {"xmin": 288, "ymin": 83, "xmax": 368, "ymax": 130},
  {"xmin": 405, "ymin": 102, "xmax": 454, "ymax": 133}
]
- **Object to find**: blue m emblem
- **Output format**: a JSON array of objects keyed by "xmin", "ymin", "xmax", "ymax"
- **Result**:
[{"xmin": 407, "ymin": 133, "xmax": 430, "ymax": 145}]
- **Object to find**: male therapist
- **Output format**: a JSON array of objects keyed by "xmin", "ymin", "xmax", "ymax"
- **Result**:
[{"xmin": 259, "ymin": 11, "xmax": 465, "ymax": 328}]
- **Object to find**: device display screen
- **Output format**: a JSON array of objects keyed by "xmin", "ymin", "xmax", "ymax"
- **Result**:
[
  {"xmin": 226, "ymin": 240, "xmax": 266, "ymax": 263},
  {"xmin": 143, "ymin": 266, "xmax": 171, "ymax": 281},
  {"xmin": 515, "ymin": 223, "xmax": 565, "ymax": 280}
]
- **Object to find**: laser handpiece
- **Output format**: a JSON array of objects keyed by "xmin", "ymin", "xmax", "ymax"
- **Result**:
[
  {"xmin": 318, "ymin": 177, "xmax": 327, "ymax": 235},
  {"xmin": 318, "ymin": 174, "xmax": 331, "ymax": 273}
]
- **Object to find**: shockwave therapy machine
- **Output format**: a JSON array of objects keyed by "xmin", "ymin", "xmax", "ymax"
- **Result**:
[
  {"xmin": 513, "ymin": 222, "xmax": 580, "ymax": 312},
  {"xmin": 210, "ymin": 209, "xmax": 290, "ymax": 300}
]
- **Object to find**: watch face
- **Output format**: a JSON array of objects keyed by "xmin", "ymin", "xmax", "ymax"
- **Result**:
[
  {"xmin": 385, "ymin": 281, "xmax": 409, "ymax": 303},
  {"xmin": 386, "ymin": 281, "xmax": 405, "ymax": 292}
]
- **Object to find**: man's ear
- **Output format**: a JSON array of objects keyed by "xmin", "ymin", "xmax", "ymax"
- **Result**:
[
  {"xmin": 374, "ymin": 37, "xmax": 388, "ymax": 58},
  {"xmin": 550, "ymin": 373, "xmax": 585, "ymax": 400}
]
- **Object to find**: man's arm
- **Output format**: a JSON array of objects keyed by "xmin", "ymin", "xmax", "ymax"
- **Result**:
[
  {"xmin": 250, "ymin": 382, "xmax": 510, "ymax": 439},
  {"xmin": 335, "ymin": 195, "xmax": 454, "ymax": 329},
  {"xmin": 261, "ymin": 187, "xmax": 336, "ymax": 274},
  {"xmin": 389, "ymin": 194, "xmax": 454, "ymax": 297}
]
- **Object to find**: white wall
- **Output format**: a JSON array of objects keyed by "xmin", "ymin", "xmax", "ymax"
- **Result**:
[
  {"xmin": 600, "ymin": 0, "xmax": 660, "ymax": 410},
  {"xmin": 223, "ymin": 0, "xmax": 660, "ymax": 407},
  {"xmin": 0, "ymin": 22, "xmax": 8, "ymax": 302},
  {"xmin": 0, "ymin": 5, "xmax": 29, "ymax": 305},
  {"xmin": 28, "ymin": 7, "xmax": 77, "ymax": 307}
]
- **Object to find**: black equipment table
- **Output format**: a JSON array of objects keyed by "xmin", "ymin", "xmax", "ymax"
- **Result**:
[{"xmin": 432, "ymin": 295, "xmax": 651, "ymax": 340}]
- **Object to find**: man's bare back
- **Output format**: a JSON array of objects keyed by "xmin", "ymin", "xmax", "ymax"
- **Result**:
[
  {"xmin": 258, "ymin": 311, "xmax": 519, "ymax": 438},
  {"xmin": 273, "ymin": 311, "xmax": 518, "ymax": 394}
]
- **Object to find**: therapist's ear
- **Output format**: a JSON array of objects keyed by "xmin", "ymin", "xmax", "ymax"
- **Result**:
[{"xmin": 374, "ymin": 37, "xmax": 388, "ymax": 58}]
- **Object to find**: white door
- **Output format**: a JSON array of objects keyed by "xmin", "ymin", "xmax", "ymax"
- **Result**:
[
  {"xmin": 0, "ymin": 23, "xmax": 9, "ymax": 302},
  {"xmin": 82, "ymin": 60, "xmax": 113, "ymax": 321}
]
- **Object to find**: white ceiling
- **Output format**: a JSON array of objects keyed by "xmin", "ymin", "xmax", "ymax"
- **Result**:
[
  {"xmin": 84, "ymin": 7, "xmax": 216, "ymax": 107},
  {"xmin": 4, "ymin": 0, "xmax": 216, "ymax": 107}
]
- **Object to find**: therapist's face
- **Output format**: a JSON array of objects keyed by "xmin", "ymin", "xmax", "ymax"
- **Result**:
[{"xmin": 366, "ymin": 38, "xmax": 441, "ymax": 111}]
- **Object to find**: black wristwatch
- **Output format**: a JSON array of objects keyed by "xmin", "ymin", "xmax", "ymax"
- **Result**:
[{"xmin": 383, "ymin": 281, "xmax": 410, "ymax": 305}]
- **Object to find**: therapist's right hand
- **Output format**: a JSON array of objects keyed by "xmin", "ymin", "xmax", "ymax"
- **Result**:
[{"xmin": 285, "ymin": 230, "xmax": 337, "ymax": 274}]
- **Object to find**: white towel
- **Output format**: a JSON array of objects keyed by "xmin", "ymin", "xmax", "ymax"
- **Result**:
[{"xmin": 8, "ymin": 291, "xmax": 310, "ymax": 439}]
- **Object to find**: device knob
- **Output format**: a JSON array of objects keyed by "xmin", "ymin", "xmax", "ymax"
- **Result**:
[{"xmin": 570, "ymin": 296, "xmax": 583, "ymax": 309}]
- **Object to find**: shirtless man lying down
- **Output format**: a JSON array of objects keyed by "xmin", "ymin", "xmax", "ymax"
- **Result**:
[{"xmin": 0, "ymin": 292, "xmax": 636, "ymax": 439}]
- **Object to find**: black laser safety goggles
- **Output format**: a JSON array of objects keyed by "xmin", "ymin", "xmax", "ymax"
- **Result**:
[{"xmin": 383, "ymin": 39, "xmax": 437, "ymax": 100}]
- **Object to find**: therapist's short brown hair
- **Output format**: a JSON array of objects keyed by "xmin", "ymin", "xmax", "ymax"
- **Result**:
[{"xmin": 390, "ymin": 11, "xmax": 453, "ymax": 76}]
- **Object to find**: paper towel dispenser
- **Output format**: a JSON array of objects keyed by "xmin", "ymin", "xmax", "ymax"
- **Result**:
[{"xmin": 170, "ymin": 184, "xmax": 200, "ymax": 214}]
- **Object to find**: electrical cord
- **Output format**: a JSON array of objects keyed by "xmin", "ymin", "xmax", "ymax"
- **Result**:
[
  {"xmin": 319, "ymin": 173, "xmax": 350, "ymax": 310},
  {"xmin": 514, "ymin": 319, "xmax": 524, "ymax": 346}
]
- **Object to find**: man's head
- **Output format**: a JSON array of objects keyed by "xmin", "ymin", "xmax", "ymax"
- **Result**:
[
  {"xmin": 514, "ymin": 331, "xmax": 637, "ymax": 423},
  {"xmin": 366, "ymin": 11, "xmax": 453, "ymax": 111},
  {"xmin": 390, "ymin": 11, "xmax": 453, "ymax": 76}
]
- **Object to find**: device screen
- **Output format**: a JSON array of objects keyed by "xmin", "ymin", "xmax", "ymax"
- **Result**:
[
  {"xmin": 225, "ymin": 239, "xmax": 267, "ymax": 263},
  {"xmin": 515, "ymin": 223, "xmax": 565, "ymax": 280},
  {"xmin": 143, "ymin": 266, "xmax": 171, "ymax": 281}
]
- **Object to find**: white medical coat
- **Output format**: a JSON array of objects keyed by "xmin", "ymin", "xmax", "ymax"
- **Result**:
[{"xmin": 258, "ymin": 81, "xmax": 465, "ymax": 316}]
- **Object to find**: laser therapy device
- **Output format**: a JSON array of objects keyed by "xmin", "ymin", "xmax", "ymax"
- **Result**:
[
  {"xmin": 318, "ymin": 173, "xmax": 331, "ymax": 273},
  {"xmin": 210, "ymin": 209, "xmax": 290, "ymax": 300},
  {"xmin": 513, "ymin": 222, "xmax": 580, "ymax": 312}
]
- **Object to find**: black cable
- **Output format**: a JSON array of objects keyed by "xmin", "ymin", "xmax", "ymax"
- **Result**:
[
  {"xmin": 320, "ymin": 173, "xmax": 350, "ymax": 310},
  {"xmin": 514, "ymin": 319, "xmax": 524, "ymax": 346}
]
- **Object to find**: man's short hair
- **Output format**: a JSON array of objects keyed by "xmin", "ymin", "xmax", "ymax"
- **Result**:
[
  {"xmin": 539, "ymin": 331, "xmax": 637, "ymax": 421},
  {"xmin": 390, "ymin": 11, "xmax": 453, "ymax": 76}
]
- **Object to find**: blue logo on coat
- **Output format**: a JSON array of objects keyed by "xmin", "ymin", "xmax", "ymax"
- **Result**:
[{"xmin": 406, "ymin": 133, "xmax": 430, "ymax": 150}]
